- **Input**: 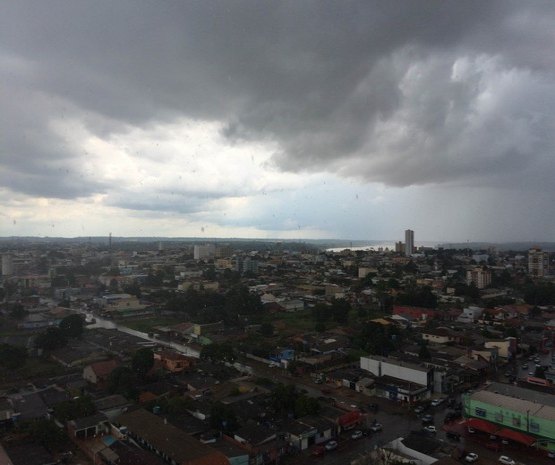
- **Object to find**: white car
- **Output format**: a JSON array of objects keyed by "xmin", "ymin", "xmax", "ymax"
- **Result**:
[
  {"xmin": 465, "ymin": 452, "xmax": 478, "ymax": 463},
  {"xmin": 431, "ymin": 398, "xmax": 445, "ymax": 407},
  {"xmin": 498, "ymin": 456, "xmax": 516, "ymax": 465},
  {"xmin": 369, "ymin": 423, "xmax": 383, "ymax": 432},
  {"xmin": 423, "ymin": 425, "xmax": 436, "ymax": 434},
  {"xmin": 325, "ymin": 440, "xmax": 338, "ymax": 451}
]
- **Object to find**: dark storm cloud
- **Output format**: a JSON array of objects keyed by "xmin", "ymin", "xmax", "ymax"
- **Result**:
[{"xmin": 1, "ymin": 0, "xmax": 554, "ymax": 199}]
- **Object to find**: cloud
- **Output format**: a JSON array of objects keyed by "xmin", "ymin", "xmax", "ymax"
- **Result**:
[{"xmin": 1, "ymin": 1, "xmax": 555, "ymax": 239}]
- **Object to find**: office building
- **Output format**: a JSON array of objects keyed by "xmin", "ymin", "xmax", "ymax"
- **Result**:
[
  {"xmin": 528, "ymin": 247, "xmax": 549, "ymax": 278},
  {"xmin": 404, "ymin": 230, "xmax": 414, "ymax": 257},
  {"xmin": 466, "ymin": 267, "xmax": 492, "ymax": 289}
]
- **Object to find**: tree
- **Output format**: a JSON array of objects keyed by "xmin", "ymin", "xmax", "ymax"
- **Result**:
[
  {"xmin": 210, "ymin": 402, "xmax": 238, "ymax": 431},
  {"xmin": 418, "ymin": 341, "xmax": 431, "ymax": 360},
  {"xmin": 35, "ymin": 327, "xmax": 67, "ymax": 351},
  {"xmin": 53, "ymin": 396, "xmax": 95, "ymax": 423},
  {"xmin": 200, "ymin": 342, "xmax": 236, "ymax": 363},
  {"xmin": 9, "ymin": 303, "xmax": 28, "ymax": 320},
  {"xmin": 315, "ymin": 321, "xmax": 326, "ymax": 332},
  {"xmin": 59, "ymin": 314, "xmax": 84, "ymax": 338},
  {"xmin": 225, "ymin": 285, "xmax": 262, "ymax": 316},
  {"xmin": 270, "ymin": 384, "xmax": 297, "ymax": 415},
  {"xmin": 331, "ymin": 298, "xmax": 351, "ymax": 324},
  {"xmin": 294, "ymin": 395, "xmax": 320, "ymax": 417},
  {"xmin": 0, "ymin": 344, "xmax": 27, "ymax": 369},
  {"xmin": 109, "ymin": 366, "xmax": 137, "ymax": 398},
  {"xmin": 27, "ymin": 418, "xmax": 67, "ymax": 452},
  {"xmin": 259, "ymin": 322, "xmax": 275, "ymax": 337},
  {"xmin": 123, "ymin": 281, "xmax": 142, "ymax": 298},
  {"xmin": 132, "ymin": 348, "xmax": 154, "ymax": 377}
]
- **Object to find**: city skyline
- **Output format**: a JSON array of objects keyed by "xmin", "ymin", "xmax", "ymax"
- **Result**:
[{"xmin": 2, "ymin": 2, "xmax": 555, "ymax": 242}]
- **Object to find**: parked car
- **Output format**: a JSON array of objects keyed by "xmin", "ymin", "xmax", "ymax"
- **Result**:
[
  {"xmin": 431, "ymin": 398, "xmax": 445, "ymax": 407},
  {"xmin": 422, "ymin": 414, "xmax": 433, "ymax": 424},
  {"xmin": 368, "ymin": 403, "xmax": 379, "ymax": 412},
  {"xmin": 369, "ymin": 423, "xmax": 383, "ymax": 432},
  {"xmin": 522, "ymin": 363, "xmax": 528, "ymax": 369},
  {"xmin": 423, "ymin": 425, "xmax": 436, "ymax": 434},
  {"xmin": 465, "ymin": 452, "xmax": 479, "ymax": 463},
  {"xmin": 413, "ymin": 405, "xmax": 425, "ymax": 414},
  {"xmin": 325, "ymin": 440, "xmax": 338, "ymax": 451},
  {"xmin": 446, "ymin": 431, "xmax": 461, "ymax": 441},
  {"xmin": 498, "ymin": 456, "xmax": 516, "ymax": 465},
  {"xmin": 351, "ymin": 430, "xmax": 363, "ymax": 440},
  {"xmin": 311, "ymin": 445, "xmax": 326, "ymax": 457}
]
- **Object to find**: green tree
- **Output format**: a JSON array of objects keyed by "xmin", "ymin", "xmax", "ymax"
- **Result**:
[
  {"xmin": 315, "ymin": 321, "xmax": 326, "ymax": 332},
  {"xmin": 259, "ymin": 322, "xmax": 274, "ymax": 337},
  {"xmin": 294, "ymin": 395, "xmax": 320, "ymax": 417},
  {"xmin": 418, "ymin": 341, "xmax": 431, "ymax": 360},
  {"xmin": 109, "ymin": 366, "xmax": 137, "ymax": 398},
  {"xmin": 53, "ymin": 396, "xmax": 95, "ymax": 423},
  {"xmin": 27, "ymin": 418, "xmax": 67, "ymax": 452},
  {"xmin": 270, "ymin": 384, "xmax": 297, "ymax": 416},
  {"xmin": 132, "ymin": 348, "xmax": 154, "ymax": 377},
  {"xmin": 210, "ymin": 402, "xmax": 238, "ymax": 431},
  {"xmin": 0, "ymin": 344, "xmax": 27, "ymax": 369},
  {"xmin": 9, "ymin": 303, "xmax": 28, "ymax": 320},
  {"xmin": 59, "ymin": 314, "xmax": 84, "ymax": 338},
  {"xmin": 35, "ymin": 327, "xmax": 67, "ymax": 351},
  {"xmin": 331, "ymin": 298, "xmax": 351, "ymax": 324},
  {"xmin": 200, "ymin": 342, "xmax": 236, "ymax": 363}
]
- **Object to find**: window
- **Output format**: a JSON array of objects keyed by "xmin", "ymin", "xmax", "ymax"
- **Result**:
[
  {"xmin": 495, "ymin": 412, "xmax": 504, "ymax": 422},
  {"xmin": 475, "ymin": 407, "xmax": 487, "ymax": 417},
  {"xmin": 530, "ymin": 421, "xmax": 540, "ymax": 433},
  {"xmin": 512, "ymin": 417, "xmax": 521, "ymax": 427}
]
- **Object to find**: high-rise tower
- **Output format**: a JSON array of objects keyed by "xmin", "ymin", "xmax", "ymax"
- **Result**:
[{"xmin": 404, "ymin": 229, "xmax": 414, "ymax": 257}]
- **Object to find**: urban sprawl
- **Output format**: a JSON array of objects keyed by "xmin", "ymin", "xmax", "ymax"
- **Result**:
[{"xmin": 1, "ymin": 232, "xmax": 555, "ymax": 465}]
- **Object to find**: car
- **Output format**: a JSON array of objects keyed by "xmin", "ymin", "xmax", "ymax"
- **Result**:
[
  {"xmin": 368, "ymin": 403, "xmax": 379, "ymax": 412},
  {"xmin": 413, "ymin": 405, "xmax": 425, "ymax": 414},
  {"xmin": 311, "ymin": 445, "xmax": 326, "ymax": 457},
  {"xmin": 369, "ymin": 423, "xmax": 383, "ymax": 432},
  {"xmin": 351, "ymin": 430, "xmax": 363, "ymax": 440},
  {"xmin": 529, "ymin": 371, "xmax": 534, "ymax": 376},
  {"xmin": 422, "ymin": 414, "xmax": 433, "ymax": 423},
  {"xmin": 465, "ymin": 452, "xmax": 479, "ymax": 463},
  {"xmin": 324, "ymin": 440, "xmax": 338, "ymax": 451},
  {"xmin": 423, "ymin": 425, "xmax": 436, "ymax": 434},
  {"xmin": 498, "ymin": 456, "xmax": 516, "ymax": 465},
  {"xmin": 522, "ymin": 363, "xmax": 528, "ymax": 369},
  {"xmin": 431, "ymin": 398, "xmax": 445, "ymax": 407},
  {"xmin": 486, "ymin": 442, "xmax": 501, "ymax": 451},
  {"xmin": 446, "ymin": 431, "xmax": 461, "ymax": 441}
]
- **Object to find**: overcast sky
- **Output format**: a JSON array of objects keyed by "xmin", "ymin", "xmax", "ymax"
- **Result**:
[{"xmin": 2, "ymin": 1, "xmax": 555, "ymax": 243}]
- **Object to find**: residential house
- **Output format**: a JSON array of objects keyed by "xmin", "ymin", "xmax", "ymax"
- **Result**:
[
  {"xmin": 83, "ymin": 359, "xmax": 120, "ymax": 387},
  {"xmin": 116, "ymin": 409, "xmax": 230, "ymax": 465},
  {"xmin": 154, "ymin": 350, "xmax": 195, "ymax": 373}
]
